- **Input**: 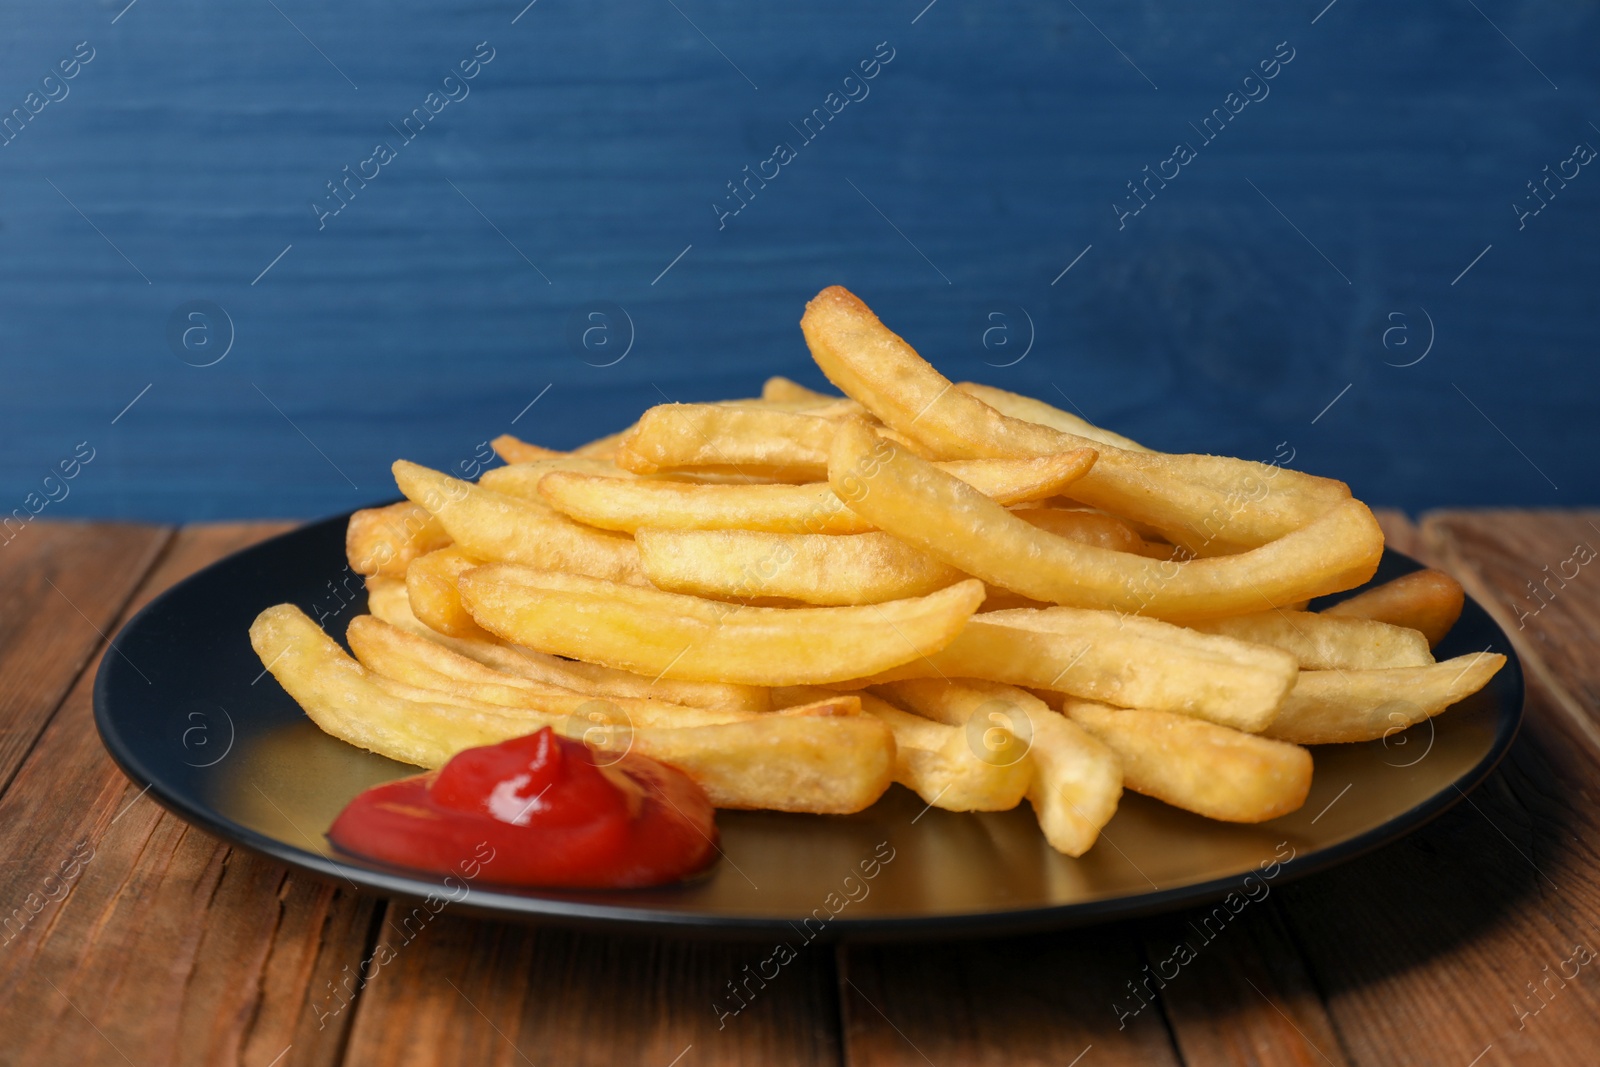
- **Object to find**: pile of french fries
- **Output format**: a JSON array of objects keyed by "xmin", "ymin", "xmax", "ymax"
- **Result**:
[{"xmin": 250, "ymin": 286, "xmax": 1504, "ymax": 858}]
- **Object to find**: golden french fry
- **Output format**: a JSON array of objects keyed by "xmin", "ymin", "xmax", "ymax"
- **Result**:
[
  {"xmin": 1190, "ymin": 609, "xmax": 1433, "ymax": 670},
  {"xmin": 616, "ymin": 404, "xmax": 840, "ymax": 480},
  {"xmin": 1262, "ymin": 652, "xmax": 1507, "ymax": 745},
  {"xmin": 829, "ymin": 418, "xmax": 1383, "ymax": 621},
  {"xmin": 478, "ymin": 457, "xmax": 636, "ymax": 502},
  {"xmin": 458, "ymin": 563, "xmax": 985, "ymax": 686},
  {"xmin": 761, "ymin": 376, "xmax": 843, "ymax": 405},
  {"xmin": 346, "ymin": 614, "xmax": 751, "ymax": 727},
  {"xmin": 775, "ymin": 694, "xmax": 863, "ymax": 717},
  {"xmin": 636, "ymin": 528, "xmax": 965, "ymax": 605},
  {"xmin": 613, "ymin": 714, "xmax": 895, "ymax": 813},
  {"xmin": 489, "ymin": 434, "xmax": 567, "ymax": 464},
  {"xmin": 857, "ymin": 692, "xmax": 1031, "ymax": 811},
  {"xmin": 877, "ymin": 679, "xmax": 1121, "ymax": 857},
  {"xmin": 536, "ymin": 452, "xmax": 1098, "ymax": 536},
  {"xmin": 801, "ymin": 285, "xmax": 1350, "ymax": 553},
  {"xmin": 393, "ymin": 460, "xmax": 648, "ymax": 586},
  {"xmin": 957, "ymin": 382, "xmax": 1152, "ymax": 453},
  {"xmin": 365, "ymin": 574, "xmax": 772, "ymax": 712},
  {"xmin": 253, "ymin": 604, "xmax": 891, "ymax": 812},
  {"xmin": 405, "ymin": 546, "xmax": 489, "ymax": 639},
  {"xmin": 1322, "ymin": 569, "xmax": 1466, "ymax": 647},
  {"xmin": 1063, "ymin": 700, "xmax": 1312, "ymax": 823},
  {"xmin": 346, "ymin": 502, "xmax": 451, "ymax": 577},
  {"xmin": 862, "ymin": 607, "xmax": 1297, "ymax": 732},
  {"xmin": 1010, "ymin": 506, "xmax": 1172, "ymax": 558}
]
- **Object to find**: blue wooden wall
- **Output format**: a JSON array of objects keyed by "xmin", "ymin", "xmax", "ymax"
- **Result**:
[{"xmin": 2, "ymin": 0, "xmax": 1596, "ymax": 521}]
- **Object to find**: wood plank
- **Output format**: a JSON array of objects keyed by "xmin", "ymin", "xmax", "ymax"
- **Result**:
[
  {"xmin": 341, "ymin": 916, "xmax": 842, "ymax": 1067},
  {"xmin": 0, "ymin": 521, "xmax": 171, "ymax": 793},
  {"xmin": 1268, "ymin": 510, "xmax": 1600, "ymax": 1067},
  {"xmin": 838, "ymin": 926, "xmax": 1180, "ymax": 1066},
  {"xmin": 1427, "ymin": 509, "xmax": 1600, "ymax": 757},
  {"xmin": 1141, "ymin": 902, "xmax": 1351, "ymax": 1067},
  {"xmin": 0, "ymin": 522, "xmax": 382, "ymax": 1067}
]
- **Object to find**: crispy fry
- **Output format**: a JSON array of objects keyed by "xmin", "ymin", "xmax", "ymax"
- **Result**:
[
  {"xmin": 877, "ymin": 679, "xmax": 1121, "ymax": 857},
  {"xmin": 1322, "ymin": 569, "xmax": 1466, "ymax": 647},
  {"xmin": 1064, "ymin": 700, "xmax": 1312, "ymax": 823},
  {"xmin": 479, "ymin": 457, "xmax": 632, "ymax": 500},
  {"xmin": 405, "ymin": 546, "xmax": 489, "ymax": 639},
  {"xmin": 346, "ymin": 614, "xmax": 750, "ymax": 727},
  {"xmin": 252, "ymin": 604, "xmax": 891, "ymax": 812},
  {"xmin": 636, "ymin": 528, "xmax": 965, "ymax": 605},
  {"xmin": 1190, "ymin": 609, "xmax": 1433, "ymax": 670},
  {"xmin": 861, "ymin": 607, "xmax": 1298, "ymax": 732},
  {"xmin": 614, "ymin": 715, "xmax": 895, "ymax": 813},
  {"xmin": 490, "ymin": 434, "xmax": 568, "ymax": 464},
  {"xmin": 1262, "ymin": 653, "xmax": 1506, "ymax": 745},
  {"xmin": 458, "ymin": 563, "xmax": 986, "ymax": 686},
  {"xmin": 536, "ymin": 452, "xmax": 1100, "ymax": 535},
  {"xmin": 616, "ymin": 404, "xmax": 840, "ymax": 480},
  {"xmin": 801, "ymin": 285, "xmax": 1350, "ymax": 553},
  {"xmin": 829, "ymin": 418, "xmax": 1383, "ymax": 621},
  {"xmin": 857, "ymin": 692, "xmax": 1032, "ymax": 811},
  {"xmin": 393, "ymin": 460, "xmax": 648, "ymax": 585},
  {"xmin": 957, "ymin": 382, "xmax": 1152, "ymax": 453},
  {"xmin": 365, "ymin": 574, "xmax": 772, "ymax": 712},
  {"xmin": 346, "ymin": 502, "xmax": 451, "ymax": 577},
  {"xmin": 761, "ymin": 376, "xmax": 842, "ymax": 405},
  {"xmin": 1010, "ymin": 506, "xmax": 1172, "ymax": 557}
]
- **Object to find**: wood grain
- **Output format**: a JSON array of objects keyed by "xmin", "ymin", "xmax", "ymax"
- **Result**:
[
  {"xmin": 838, "ymin": 925, "xmax": 1181, "ymax": 1066},
  {"xmin": 0, "ymin": 523, "xmax": 380, "ymax": 1067},
  {"xmin": 0, "ymin": 521, "xmax": 170, "ymax": 793},
  {"xmin": 1269, "ymin": 510, "xmax": 1600, "ymax": 1067},
  {"xmin": 341, "ymin": 916, "xmax": 843, "ymax": 1067}
]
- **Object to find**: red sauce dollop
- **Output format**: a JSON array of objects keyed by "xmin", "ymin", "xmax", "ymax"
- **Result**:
[{"xmin": 327, "ymin": 728, "xmax": 719, "ymax": 888}]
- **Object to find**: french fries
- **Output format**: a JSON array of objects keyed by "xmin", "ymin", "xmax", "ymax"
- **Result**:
[
  {"xmin": 761, "ymin": 376, "xmax": 845, "ymax": 405},
  {"xmin": 394, "ymin": 460, "xmax": 648, "ymax": 586},
  {"xmin": 636, "ymin": 528, "xmax": 966, "ymax": 605},
  {"xmin": 1011, "ymin": 506, "xmax": 1172, "ymax": 557},
  {"xmin": 858, "ymin": 607, "xmax": 1298, "ymax": 732},
  {"xmin": 878, "ymin": 679, "xmax": 1122, "ymax": 857},
  {"xmin": 1322, "ymin": 569, "xmax": 1466, "ymax": 647},
  {"xmin": 858, "ymin": 692, "xmax": 1032, "ymax": 811},
  {"xmin": 250, "ymin": 283, "xmax": 1507, "ymax": 862},
  {"xmin": 345, "ymin": 615, "xmax": 752, "ymax": 728},
  {"xmin": 365, "ymin": 574, "xmax": 772, "ymax": 712},
  {"xmin": 458, "ymin": 563, "xmax": 987, "ymax": 686},
  {"xmin": 535, "ymin": 452, "xmax": 1097, "ymax": 536},
  {"xmin": 616, "ymin": 404, "xmax": 840, "ymax": 480},
  {"xmin": 346, "ymin": 501, "xmax": 451, "ymax": 577},
  {"xmin": 489, "ymin": 434, "xmax": 568, "ymax": 464},
  {"xmin": 956, "ymin": 382, "xmax": 1152, "ymax": 454},
  {"xmin": 253, "ymin": 604, "xmax": 892, "ymax": 812},
  {"xmin": 1188, "ymin": 609, "xmax": 1433, "ymax": 670},
  {"xmin": 1262, "ymin": 652, "xmax": 1507, "ymax": 745},
  {"xmin": 801, "ymin": 285, "xmax": 1352, "ymax": 555},
  {"xmin": 405, "ymin": 546, "xmax": 489, "ymax": 639},
  {"xmin": 1063, "ymin": 700, "xmax": 1312, "ymax": 823},
  {"xmin": 829, "ymin": 417, "xmax": 1384, "ymax": 621}
]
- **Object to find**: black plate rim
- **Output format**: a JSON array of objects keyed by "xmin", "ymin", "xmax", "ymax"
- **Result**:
[{"xmin": 93, "ymin": 511, "xmax": 1525, "ymax": 941}]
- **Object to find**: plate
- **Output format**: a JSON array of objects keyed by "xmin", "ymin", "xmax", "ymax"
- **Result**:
[{"xmin": 94, "ymin": 511, "xmax": 1523, "ymax": 940}]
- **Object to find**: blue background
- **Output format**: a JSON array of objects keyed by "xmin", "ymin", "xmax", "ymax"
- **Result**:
[{"xmin": 2, "ymin": 0, "xmax": 1595, "ymax": 521}]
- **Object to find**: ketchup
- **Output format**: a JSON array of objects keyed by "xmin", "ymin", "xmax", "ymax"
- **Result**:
[{"xmin": 327, "ymin": 728, "xmax": 718, "ymax": 889}]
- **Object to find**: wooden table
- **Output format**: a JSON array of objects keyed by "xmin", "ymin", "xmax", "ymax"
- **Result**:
[{"xmin": 2, "ymin": 512, "xmax": 1596, "ymax": 1066}]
